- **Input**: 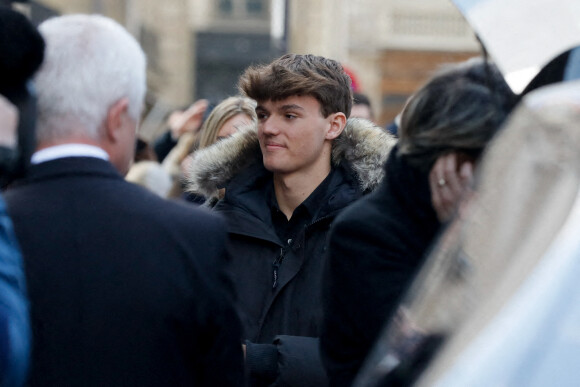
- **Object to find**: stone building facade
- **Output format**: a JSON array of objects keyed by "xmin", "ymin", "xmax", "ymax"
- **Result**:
[
  {"xmin": 295, "ymin": 0, "xmax": 480, "ymax": 125},
  {"xmin": 30, "ymin": 0, "xmax": 479, "ymax": 131}
]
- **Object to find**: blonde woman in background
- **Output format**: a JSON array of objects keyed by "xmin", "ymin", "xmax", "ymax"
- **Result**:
[
  {"xmin": 164, "ymin": 96, "xmax": 257, "ymax": 200},
  {"xmin": 197, "ymin": 96, "xmax": 257, "ymax": 149}
]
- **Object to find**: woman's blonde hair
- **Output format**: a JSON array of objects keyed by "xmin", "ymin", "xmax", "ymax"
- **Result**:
[{"xmin": 197, "ymin": 96, "xmax": 257, "ymax": 149}]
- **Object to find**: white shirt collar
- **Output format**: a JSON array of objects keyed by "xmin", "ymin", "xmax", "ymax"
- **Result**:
[{"xmin": 31, "ymin": 144, "xmax": 110, "ymax": 165}]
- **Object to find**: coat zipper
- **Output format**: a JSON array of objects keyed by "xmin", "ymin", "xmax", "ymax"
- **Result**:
[
  {"xmin": 272, "ymin": 239, "xmax": 291, "ymax": 289},
  {"xmin": 270, "ymin": 214, "xmax": 337, "ymax": 290},
  {"xmin": 270, "ymin": 214, "xmax": 336, "ymax": 290}
]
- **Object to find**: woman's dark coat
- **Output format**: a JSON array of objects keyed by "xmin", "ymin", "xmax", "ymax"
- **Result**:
[{"xmin": 320, "ymin": 146, "xmax": 442, "ymax": 387}]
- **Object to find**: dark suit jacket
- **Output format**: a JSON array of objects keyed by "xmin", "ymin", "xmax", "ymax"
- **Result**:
[{"xmin": 4, "ymin": 156, "xmax": 244, "ymax": 387}]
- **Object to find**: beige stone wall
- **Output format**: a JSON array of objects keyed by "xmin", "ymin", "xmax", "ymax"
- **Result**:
[
  {"xmin": 37, "ymin": 0, "xmax": 193, "ymax": 109},
  {"xmin": 285, "ymin": 0, "xmax": 478, "ymax": 124},
  {"xmin": 139, "ymin": 0, "xmax": 193, "ymax": 107},
  {"xmin": 188, "ymin": 0, "xmax": 214, "ymax": 30},
  {"xmin": 287, "ymin": 0, "xmax": 348, "ymax": 61},
  {"xmin": 35, "ymin": 0, "xmax": 479, "ymax": 126},
  {"xmin": 36, "ymin": 0, "xmax": 92, "ymax": 15},
  {"xmin": 37, "ymin": 0, "xmax": 125, "ymax": 22},
  {"xmin": 346, "ymin": 0, "xmax": 478, "ymax": 124}
]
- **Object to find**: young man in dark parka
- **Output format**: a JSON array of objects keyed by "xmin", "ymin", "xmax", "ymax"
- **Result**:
[{"xmin": 186, "ymin": 54, "xmax": 396, "ymax": 386}]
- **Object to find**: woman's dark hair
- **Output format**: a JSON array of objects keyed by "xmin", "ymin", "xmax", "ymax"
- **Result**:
[{"xmin": 398, "ymin": 57, "xmax": 517, "ymax": 172}]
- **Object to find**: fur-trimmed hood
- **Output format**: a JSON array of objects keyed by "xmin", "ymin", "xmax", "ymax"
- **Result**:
[{"xmin": 185, "ymin": 118, "xmax": 397, "ymax": 199}]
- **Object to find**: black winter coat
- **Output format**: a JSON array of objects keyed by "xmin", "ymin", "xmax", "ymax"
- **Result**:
[
  {"xmin": 218, "ymin": 160, "xmax": 360, "ymax": 386},
  {"xmin": 187, "ymin": 118, "xmax": 397, "ymax": 386},
  {"xmin": 320, "ymin": 146, "xmax": 442, "ymax": 387},
  {"xmin": 216, "ymin": 160, "xmax": 359, "ymax": 341}
]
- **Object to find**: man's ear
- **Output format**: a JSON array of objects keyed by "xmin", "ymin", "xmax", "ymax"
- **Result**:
[
  {"xmin": 326, "ymin": 112, "xmax": 347, "ymax": 140},
  {"xmin": 104, "ymin": 98, "xmax": 130, "ymax": 142}
]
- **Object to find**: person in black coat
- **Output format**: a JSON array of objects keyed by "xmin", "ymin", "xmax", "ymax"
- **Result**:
[
  {"xmin": 187, "ymin": 117, "xmax": 395, "ymax": 386},
  {"xmin": 186, "ymin": 55, "xmax": 397, "ymax": 386},
  {"xmin": 321, "ymin": 58, "xmax": 518, "ymax": 387},
  {"xmin": 4, "ymin": 14, "xmax": 243, "ymax": 386}
]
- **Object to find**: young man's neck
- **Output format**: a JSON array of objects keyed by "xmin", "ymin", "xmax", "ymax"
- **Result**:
[{"xmin": 273, "ymin": 161, "xmax": 331, "ymax": 220}]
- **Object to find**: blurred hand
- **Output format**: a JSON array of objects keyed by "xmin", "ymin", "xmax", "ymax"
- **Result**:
[
  {"xmin": 168, "ymin": 99, "xmax": 209, "ymax": 139},
  {"xmin": 0, "ymin": 94, "xmax": 18, "ymax": 149},
  {"xmin": 429, "ymin": 153, "xmax": 474, "ymax": 223}
]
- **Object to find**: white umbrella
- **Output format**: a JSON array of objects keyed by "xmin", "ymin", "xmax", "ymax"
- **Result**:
[{"xmin": 452, "ymin": 0, "xmax": 580, "ymax": 93}]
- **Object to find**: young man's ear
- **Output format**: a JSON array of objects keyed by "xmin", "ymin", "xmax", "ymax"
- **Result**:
[
  {"xmin": 104, "ymin": 98, "xmax": 130, "ymax": 142},
  {"xmin": 326, "ymin": 112, "xmax": 347, "ymax": 140}
]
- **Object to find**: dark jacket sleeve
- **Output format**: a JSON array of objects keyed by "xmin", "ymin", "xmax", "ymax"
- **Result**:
[
  {"xmin": 153, "ymin": 130, "xmax": 178, "ymax": 162},
  {"xmin": 198, "ymin": 294, "xmax": 245, "ymax": 387},
  {"xmin": 186, "ymin": 209, "xmax": 245, "ymax": 386},
  {"xmin": 245, "ymin": 336, "xmax": 327, "ymax": 387},
  {"xmin": 321, "ymin": 199, "xmax": 420, "ymax": 387}
]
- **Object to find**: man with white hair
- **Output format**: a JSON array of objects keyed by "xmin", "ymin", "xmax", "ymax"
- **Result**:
[{"xmin": 4, "ymin": 14, "xmax": 243, "ymax": 386}]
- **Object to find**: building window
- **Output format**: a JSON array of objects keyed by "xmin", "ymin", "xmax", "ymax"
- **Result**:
[
  {"xmin": 215, "ymin": 0, "xmax": 269, "ymax": 20},
  {"xmin": 246, "ymin": 0, "xmax": 264, "ymax": 15},
  {"xmin": 219, "ymin": 0, "xmax": 233, "ymax": 15}
]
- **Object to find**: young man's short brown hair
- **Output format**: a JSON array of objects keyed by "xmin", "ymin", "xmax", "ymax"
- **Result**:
[{"xmin": 238, "ymin": 54, "xmax": 353, "ymax": 118}]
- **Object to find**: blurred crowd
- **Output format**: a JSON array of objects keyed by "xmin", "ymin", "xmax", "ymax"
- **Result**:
[{"xmin": 0, "ymin": 2, "xmax": 579, "ymax": 387}]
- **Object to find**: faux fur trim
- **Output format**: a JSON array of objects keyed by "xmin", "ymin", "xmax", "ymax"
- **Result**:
[
  {"xmin": 185, "ymin": 118, "xmax": 396, "ymax": 198},
  {"xmin": 331, "ymin": 118, "xmax": 397, "ymax": 191},
  {"xmin": 185, "ymin": 124, "xmax": 260, "ymax": 199}
]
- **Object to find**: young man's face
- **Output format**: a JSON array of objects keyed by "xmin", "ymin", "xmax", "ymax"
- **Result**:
[{"xmin": 256, "ymin": 95, "xmax": 338, "ymax": 177}]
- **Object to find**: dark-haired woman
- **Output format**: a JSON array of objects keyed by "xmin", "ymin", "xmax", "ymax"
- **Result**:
[{"xmin": 321, "ymin": 58, "xmax": 518, "ymax": 387}]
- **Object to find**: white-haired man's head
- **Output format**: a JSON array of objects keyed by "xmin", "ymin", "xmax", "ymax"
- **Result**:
[{"xmin": 34, "ymin": 14, "xmax": 146, "ymax": 172}]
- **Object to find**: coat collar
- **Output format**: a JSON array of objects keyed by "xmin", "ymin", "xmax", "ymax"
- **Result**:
[
  {"xmin": 213, "ymin": 160, "xmax": 361, "ymax": 245},
  {"xmin": 14, "ymin": 156, "xmax": 122, "ymax": 186}
]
